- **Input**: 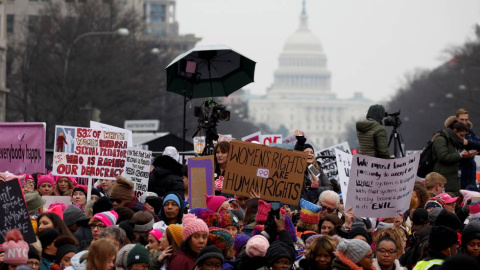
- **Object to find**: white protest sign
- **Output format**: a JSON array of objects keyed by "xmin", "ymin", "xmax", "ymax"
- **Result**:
[
  {"xmin": 218, "ymin": 134, "xmax": 232, "ymax": 142},
  {"xmin": 194, "ymin": 137, "xmax": 206, "ymax": 154},
  {"xmin": 242, "ymin": 131, "xmax": 261, "ymax": 143},
  {"xmin": 260, "ymin": 135, "xmax": 282, "ymax": 146},
  {"xmin": 318, "ymin": 142, "xmax": 351, "ymax": 181},
  {"xmin": 346, "ymin": 152, "xmax": 420, "ymax": 218},
  {"xmin": 90, "ymin": 121, "xmax": 133, "ymax": 147},
  {"xmin": 123, "ymin": 148, "xmax": 152, "ymax": 197},
  {"xmin": 43, "ymin": 196, "xmax": 72, "ymax": 210},
  {"xmin": 282, "ymin": 133, "xmax": 314, "ymax": 146},
  {"xmin": 335, "ymin": 149, "xmax": 352, "ymax": 205}
]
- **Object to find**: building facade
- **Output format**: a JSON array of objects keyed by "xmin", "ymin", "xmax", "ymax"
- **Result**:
[{"xmin": 248, "ymin": 5, "xmax": 370, "ymax": 149}]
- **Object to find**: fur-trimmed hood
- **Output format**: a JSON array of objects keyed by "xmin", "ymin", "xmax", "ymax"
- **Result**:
[
  {"xmin": 444, "ymin": 115, "xmax": 473, "ymax": 129},
  {"xmin": 331, "ymin": 251, "xmax": 375, "ymax": 270}
]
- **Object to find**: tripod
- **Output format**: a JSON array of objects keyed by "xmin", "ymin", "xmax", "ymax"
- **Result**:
[
  {"xmin": 193, "ymin": 124, "xmax": 218, "ymax": 156},
  {"xmin": 388, "ymin": 126, "xmax": 404, "ymax": 158}
]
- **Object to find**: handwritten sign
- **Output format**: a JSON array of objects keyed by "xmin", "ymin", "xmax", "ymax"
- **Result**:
[
  {"xmin": 188, "ymin": 156, "xmax": 214, "ymax": 208},
  {"xmin": 194, "ymin": 136, "xmax": 206, "ymax": 154},
  {"xmin": 123, "ymin": 148, "xmax": 152, "ymax": 197},
  {"xmin": 223, "ymin": 140, "xmax": 307, "ymax": 205},
  {"xmin": 282, "ymin": 133, "xmax": 314, "ymax": 146},
  {"xmin": 346, "ymin": 153, "xmax": 420, "ymax": 218},
  {"xmin": 318, "ymin": 142, "xmax": 351, "ymax": 181},
  {"xmin": 90, "ymin": 121, "xmax": 133, "ymax": 147},
  {"xmin": 0, "ymin": 180, "xmax": 36, "ymax": 243},
  {"xmin": 335, "ymin": 150, "xmax": 352, "ymax": 205},
  {"xmin": 0, "ymin": 123, "xmax": 46, "ymax": 175},
  {"xmin": 259, "ymin": 135, "xmax": 282, "ymax": 146},
  {"xmin": 52, "ymin": 125, "xmax": 128, "ymax": 180},
  {"xmin": 242, "ymin": 132, "xmax": 261, "ymax": 143}
]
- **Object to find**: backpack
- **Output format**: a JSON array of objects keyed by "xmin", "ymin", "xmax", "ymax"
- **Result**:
[{"xmin": 416, "ymin": 141, "xmax": 436, "ymax": 178}]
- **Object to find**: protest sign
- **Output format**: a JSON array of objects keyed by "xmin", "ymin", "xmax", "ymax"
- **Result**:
[
  {"xmin": 194, "ymin": 136, "xmax": 206, "ymax": 154},
  {"xmin": 242, "ymin": 131, "xmax": 261, "ymax": 143},
  {"xmin": 44, "ymin": 196, "xmax": 72, "ymax": 209},
  {"xmin": 270, "ymin": 144, "xmax": 295, "ymax": 150},
  {"xmin": 188, "ymin": 156, "xmax": 214, "ymax": 208},
  {"xmin": 90, "ymin": 121, "xmax": 133, "ymax": 147},
  {"xmin": 0, "ymin": 180, "xmax": 36, "ymax": 243},
  {"xmin": 123, "ymin": 148, "xmax": 152, "ymax": 197},
  {"xmin": 318, "ymin": 142, "xmax": 351, "ymax": 182},
  {"xmin": 259, "ymin": 135, "xmax": 282, "ymax": 146},
  {"xmin": 282, "ymin": 133, "xmax": 314, "ymax": 146},
  {"xmin": 52, "ymin": 125, "xmax": 128, "ymax": 180},
  {"xmin": 346, "ymin": 152, "xmax": 420, "ymax": 218},
  {"xmin": 335, "ymin": 150, "xmax": 352, "ymax": 205},
  {"xmin": 218, "ymin": 134, "xmax": 232, "ymax": 142},
  {"xmin": 223, "ymin": 140, "xmax": 307, "ymax": 205},
  {"xmin": 0, "ymin": 123, "xmax": 46, "ymax": 175}
]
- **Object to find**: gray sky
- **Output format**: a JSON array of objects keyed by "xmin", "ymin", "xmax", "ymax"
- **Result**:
[{"xmin": 176, "ymin": 0, "xmax": 480, "ymax": 102}]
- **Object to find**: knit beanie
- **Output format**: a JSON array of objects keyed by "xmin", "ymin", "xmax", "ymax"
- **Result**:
[
  {"xmin": 138, "ymin": 191, "xmax": 158, "ymax": 204},
  {"xmin": 434, "ymin": 209, "xmax": 462, "ymax": 231},
  {"xmin": 234, "ymin": 234, "xmax": 250, "ymax": 257},
  {"xmin": 208, "ymin": 227, "xmax": 234, "ymax": 253},
  {"xmin": 127, "ymin": 244, "xmax": 151, "ymax": 267},
  {"xmin": 119, "ymin": 220, "xmax": 135, "ymax": 244},
  {"xmin": 255, "ymin": 200, "xmax": 270, "ymax": 223},
  {"xmin": 266, "ymin": 241, "xmax": 295, "ymax": 267},
  {"xmin": 63, "ymin": 205, "xmax": 86, "ymax": 227},
  {"xmin": 336, "ymin": 238, "xmax": 371, "ymax": 263},
  {"xmin": 133, "ymin": 214, "xmax": 154, "ymax": 232},
  {"xmin": 461, "ymin": 221, "xmax": 480, "ymax": 249},
  {"xmin": 300, "ymin": 198, "xmax": 321, "ymax": 224},
  {"xmin": 285, "ymin": 215, "xmax": 298, "ymax": 243},
  {"xmin": 424, "ymin": 197, "xmax": 446, "ymax": 209},
  {"xmin": 55, "ymin": 244, "xmax": 77, "ymax": 262},
  {"xmin": 28, "ymin": 245, "xmax": 40, "ymax": 261},
  {"xmin": 163, "ymin": 193, "xmax": 181, "ymax": 207},
  {"xmin": 38, "ymin": 228, "xmax": 60, "ymax": 250},
  {"xmin": 37, "ymin": 174, "xmax": 54, "ymax": 189},
  {"xmin": 3, "ymin": 230, "xmax": 29, "ymax": 265},
  {"xmin": 145, "ymin": 196, "xmax": 163, "ymax": 215},
  {"xmin": 230, "ymin": 209, "xmax": 244, "ymax": 223},
  {"xmin": 412, "ymin": 208, "xmax": 429, "ymax": 226},
  {"xmin": 167, "ymin": 224, "xmax": 183, "ymax": 247},
  {"xmin": 90, "ymin": 188, "xmax": 101, "ymax": 198},
  {"xmin": 205, "ymin": 195, "xmax": 228, "ymax": 212},
  {"xmin": 218, "ymin": 210, "xmax": 239, "ymax": 229},
  {"xmin": 55, "ymin": 175, "xmax": 76, "ymax": 184},
  {"xmin": 246, "ymin": 235, "xmax": 270, "ymax": 257},
  {"xmin": 348, "ymin": 227, "xmax": 372, "ymax": 245},
  {"xmin": 192, "ymin": 246, "xmax": 224, "ymax": 269},
  {"xmin": 116, "ymin": 244, "xmax": 136, "ymax": 269},
  {"xmin": 429, "ymin": 225, "xmax": 458, "ymax": 251},
  {"xmin": 72, "ymin": 185, "xmax": 87, "ymax": 197},
  {"xmin": 366, "ymin": 104, "xmax": 385, "ymax": 123},
  {"xmin": 190, "ymin": 207, "xmax": 219, "ymax": 227},
  {"xmin": 428, "ymin": 207, "xmax": 443, "ymax": 223},
  {"xmin": 149, "ymin": 228, "xmax": 163, "ymax": 241},
  {"xmin": 25, "ymin": 191, "xmax": 46, "ymax": 213},
  {"xmin": 182, "ymin": 214, "xmax": 209, "ymax": 241},
  {"xmin": 304, "ymin": 144, "xmax": 314, "ymax": 152},
  {"xmin": 91, "ymin": 210, "xmax": 119, "ymax": 227},
  {"xmin": 111, "ymin": 175, "xmax": 134, "ymax": 201},
  {"xmin": 92, "ymin": 196, "xmax": 113, "ymax": 215},
  {"xmin": 45, "ymin": 204, "xmax": 64, "ymax": 220},
  {"xmin": 470, "ymin": 201, "xmax": 480, "ymax": 220}
]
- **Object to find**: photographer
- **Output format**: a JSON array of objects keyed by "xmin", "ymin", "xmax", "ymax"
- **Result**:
[{"xmin": 356, "ymin": 104, "xmax": 391, "ymax": 159}]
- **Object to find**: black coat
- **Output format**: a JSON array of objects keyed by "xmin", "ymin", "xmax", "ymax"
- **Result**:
[{"xmin": 148, "ymin": 155, "xmax": 185, "ymax": 199}]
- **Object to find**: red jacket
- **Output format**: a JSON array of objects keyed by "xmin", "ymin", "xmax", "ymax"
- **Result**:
[{"xmin": 167, "ymin": 250, "xmax": 196, "ymax": 270}]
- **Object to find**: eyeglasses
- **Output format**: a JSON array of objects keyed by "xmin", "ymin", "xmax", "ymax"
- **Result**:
[
  {"xmin": 26, "ymin": 180, "xmax": 35, "ymax": 185},
  {"xmin": 320, "ymin": 204, "xmax": 336, "ymax": 213},
  {"xmin": 89, "ymin": 224, "xmax": 106, "ymax": 230},
  {"xmin": 376, "ymin": 249, "xmax": 398, "ymax": 255},
  {"xmin": 110, "ymin": 198, "xmax": 122, "ymax": 204}
]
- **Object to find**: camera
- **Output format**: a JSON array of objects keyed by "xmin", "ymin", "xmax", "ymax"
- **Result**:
[
  {"xmin": 194, "ymin": 100, "xmax": 230, "ymax": 142},
  {"xmin": 383, "ymin": 110, "xmax": 402, "ymax": 128}
]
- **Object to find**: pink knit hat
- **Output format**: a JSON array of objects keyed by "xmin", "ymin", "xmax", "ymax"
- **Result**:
[
  {"xmin": 55, "ymin": 176, "xmax": 77, "ymax": 186},
  {"xmin": 205, "ymin": 195, "xmax": 228, "ymax": 212},
  {"xmin": 37, "ymin": 174, "xmax": 55, "ymax": 189},
  {"xmin": 470, "ymin": 201, "xmax": 480, "ymax": 220},
  {"xmin": 92, "ymin": 210, "xmax": 119, "ymax": 227},
  {"xmin": 255, "ymin": 200, "xmax": 270, "ymax": 223},
  {"xmin": 3, "ymin": 229, "xmax": 29, "ymax": 265},
  {"xmin": 149, "ymin": 228, "xmax": 163, "ymax": 241},
  {"xmin": 182, "ymin": 214, "xmax": 209, "ymax": 241},
  {"xmin": 246, "ymin": 235, "xmax": 270, "ymax": 257},
  {"xmin": 46, "ymin": 204, "xmax": 64, "ymax": 220}
]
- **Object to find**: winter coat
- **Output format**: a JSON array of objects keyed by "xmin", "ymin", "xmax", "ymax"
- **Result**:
[
  {"xmin": 74, "ymin": 226, "xmax": 93, "ymax": 251},
  {"xmin": 233, "ymin": 255, "xmax": 268, "ymax": 270},
  {"xmin": 432, "ymin": 128, "xmax": 462, "ymax": 195},
  {"xmin": 298, "ymin": 258, "xmax": 333, "ymax": 270},
  {"xmin": 149, "ymin": 155, "xmax": 185, "ymax": 199},
  {"xmin": 64, "ymin": 251, "xmax": 87, "ymax": 270},
  {"xmin": 356, "ymin": 120, "xmax": 390, "ymax": 159},
  {"xmin": 222, "ymin": 259, "xmax": 235, "ymax": 270},
  {"xmin": 167, "ymin": 250, "xmax": 196, "ymax": 270},
  {"xmin": 331, "ymin": 251, "xmax": 375, "ymax": 270},
  {"xmin": 373, "ymin": 258, "xmax": 406, "ymax": 270},
  {"xmin": 412, "ymin": 250, "xmax": 447, "ymax": 270}
]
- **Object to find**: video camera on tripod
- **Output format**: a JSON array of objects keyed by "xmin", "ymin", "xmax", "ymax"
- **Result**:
[
  {"xmin": 383, "ymin": 110, "xmax": 402, "ymax": 128},
  {"xmin": 383, "ymin": 110, "xmax": 404, "ymax": 157},
  {"xmin": 193, "ymin": 100, "xmax": 230, "ymax": 155}
]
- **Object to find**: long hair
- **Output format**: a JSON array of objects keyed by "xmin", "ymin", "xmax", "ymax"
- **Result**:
[
  {"xmin": 166, "ymin": 228, "xmax": 180, "ymax": 251},
  {"xmin": 87, "ymin": 239, "xmax": 116, "ymax": 270},
  {"xmin": 37, "ymin": 213, "xmax": 78, "ymax": 244},
  {"xmin": 243, "ymin": 198, "xmax": 259, "ymax": 225},
  {"xmin": 54, "ymin": 178, "xmax": 74, "ymax": 195},
  {"xmin": 214, "ymin": 141, "xmax": 230, "ymax": 167},
  {"xmin": 413, "ymin": 181, "xmax": 429, "ymax": 210}
]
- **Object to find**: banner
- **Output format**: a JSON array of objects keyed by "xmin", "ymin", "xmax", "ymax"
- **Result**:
[
  {"xmin": 242, "ymin": 131, "xmax": 261, "ymax": 143},
  {"xmin": 259, "ymin": 135, "xmax": 282, "ymax": 146},
  {"xmin": 335, "ymin": 150, "xmax": 352, "ymax": 205},
  {"xmin": 188, "ymin": 156, "xmax": 214, "ymax": 208},
  {"xmin": 52, "ymin": 125, "xmax": 128, "ymax": 180},
  {"xmin": 123, "ymin": 148, "xmax": 152, "ymax": 197},
  {"xmin": 223, "ymin": 140, "xmax": 307, "ymax": 205},
  {"xmin": 0, "ymin": 180, "xmax": 36, "ymax": 243},
  {"xmin": 345, "ymin": 153, "xmax": 420, "ymax": 218},
  {"xmin": 0, "ymin": 123, "xmax": 46, "ymax": 175},
  {"xmin": 318, "ymin": 142, "xmax": 351, "ymax": 181}
]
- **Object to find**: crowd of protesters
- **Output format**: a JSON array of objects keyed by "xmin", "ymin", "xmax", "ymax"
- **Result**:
[{"xmin": 2, "ymin": 106, "xmax": 480, "ymax": 270}]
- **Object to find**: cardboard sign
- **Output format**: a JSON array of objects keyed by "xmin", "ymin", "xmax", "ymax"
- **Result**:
[
  {"xmin": 0, "ymin": 180, "xmax": 36, "ymax": 243},
  {"xmin": 0, "ymin": 123, "xmax": 46, "ymax": 175},
  {"xmin": 188, "ymin": 156, "xmax": 214, "ymax": 208},
  {"xmin": 335, "ymin": 150, "xmax": 352, "ymax": 205},
  {"xmin": 123, "ymin": 148, "xmax": 152, "ymax": 197},
  {"xmin": 194, "ymin": 136, "xmax": 206, "ymax": 154},
  {"xmin": 318, "ymin": 142, "xmax": 351, "ymax": 181},
  {"xmin": 44, "ymin": 196, "xmax": 72, "ymax": 209},
  {"xmin": 259, "ymin": 135, "xmax": 282, "ymax": 146},
  {"xmin": 52, "ymin": 125, "xmax": 128, "ymax": 180},
  {"xmin": 218, "ymin": 134, "xmax": 232, "ymax": 142},
  {"xmin": 346, "ymin": 152, "xmax": 420, "ymax": 218},
  {"xmin": 242, "ymin": 131, "xmax": 261, "ymax": 143},
  {"xmin": 223, "ymin": 140, "xmax": 307, "ymax": 205}
]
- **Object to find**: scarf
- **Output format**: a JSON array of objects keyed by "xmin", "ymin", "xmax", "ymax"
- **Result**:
[{"xmin": 444, "ymin": 128, "xmax": 464, "ymax": 149}]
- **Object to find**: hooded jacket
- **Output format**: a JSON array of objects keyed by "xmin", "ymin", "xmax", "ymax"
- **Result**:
[
  {"xmin": 64, "ymin": 251, "xmax": 87, "ymax": 270},
  {"xmin": 149, "ymin": 155, "xmax": 185, "ymax": 198},
  {"xmin": 432, "ymin": 127, "xmax": 463, "ymax": 195},
  {"xmin": 356, "ymin": 105, "xmax": 390, "ymax": 159},
  {"xmin": 158, "ymin": 191, "xmax": 184, "ymax": 226}
]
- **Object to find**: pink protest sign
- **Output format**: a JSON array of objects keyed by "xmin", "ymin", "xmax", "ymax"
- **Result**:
[{"xmin": 0, "ymin": 123, "xmax": 46, "ymax": 174}]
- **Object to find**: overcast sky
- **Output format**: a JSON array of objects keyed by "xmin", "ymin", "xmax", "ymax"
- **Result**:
[{"xmin": 176, "ymin": 0, "xmax": 480, "ymax": 102}]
